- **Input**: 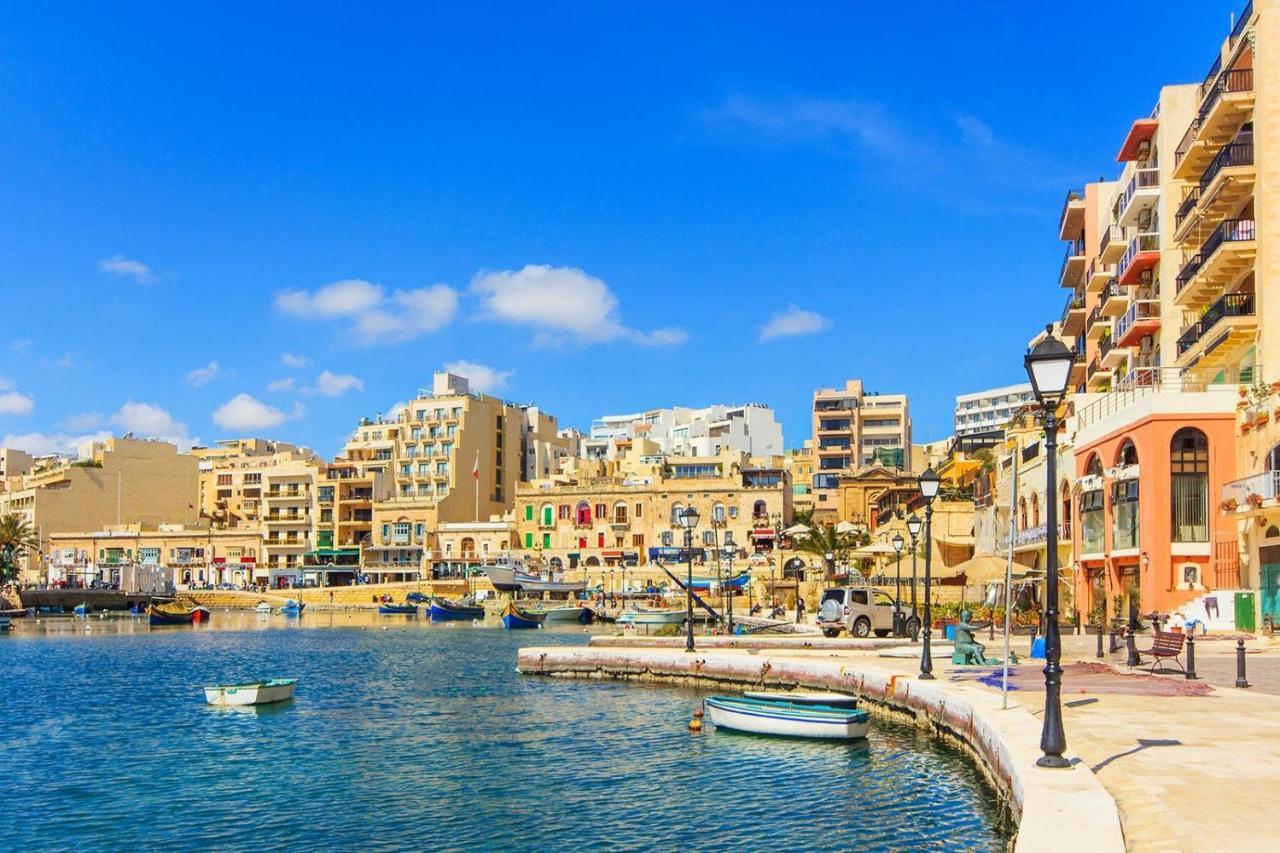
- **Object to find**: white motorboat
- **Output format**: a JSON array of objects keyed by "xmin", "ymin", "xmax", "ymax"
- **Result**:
[
  {"xmin": 703, "ymin": 694, "xmax": 870, "ymax": 739},
  {"xmin": 482, "ymin": 555, "xmax": 586, "ymax": 595},
  {"xmin": 742, "ymin": 691, "xmax": 859, "ymax": 709},
  {"xmin": 540, "ymin": 605, "xmax": 589, "ymax": 623},
  {"xmin": 628, "ymin": 608, "xmax": 687, "ymax": 626},
  {"xmin": 204, "ymin": 678, "xmax": 297, "ymax": 707},
  {"xmin": 254, "ymin": 601, "xmax": 273, "ymax": 614}
]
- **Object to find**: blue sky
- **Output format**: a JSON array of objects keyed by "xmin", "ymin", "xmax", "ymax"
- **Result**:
[{"xmin": 0, "ymin": 1, "xmax": 1248, "ymax": 457}]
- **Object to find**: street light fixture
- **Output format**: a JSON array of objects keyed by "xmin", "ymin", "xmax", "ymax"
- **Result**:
[
  {"xmin": 892, "ymin": 532, "xmax": 905, "ymax": 637},
  {"xmin": 906, "ymin": 512, "xmax": 922, "ymax": 642},
  {"xmin": 918, "ymin": 467, "xmax": 940, "ymax": 680},
  {"xmin": 678, "ymin": 506, "xmax": 701, "ymax": 652},
  {"xmin": 1024, "ymin": 326, "xmax": 1075, "ymax": 769},
  {"xmin": 723, "ymin": 531, "xmax": 736, "ymax": 635}
]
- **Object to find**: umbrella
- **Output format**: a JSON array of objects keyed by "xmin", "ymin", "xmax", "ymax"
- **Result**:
[
  {"xmin": 781, "ymin": 523, "xmax": 811, "ymax": 536},
  {"xmin": 851, "ymin": 541, "xmax": 899, "ymax": 557},
  {"xmin": 949, "ymin": 553, "xmax": 1017, "ymax": 584},
  {"xmin": 833, "ymin": 520, "xmax": 859, "ymax": 534}
]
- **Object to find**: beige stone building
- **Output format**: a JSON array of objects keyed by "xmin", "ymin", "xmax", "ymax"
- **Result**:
[
  {"xmin": 810, "ymin": 380, "xmax": 912, "ymax": 519},
  {"xmin": 48, "ymin": 522, "xmax": 264, "ymax": 589},
  {"xmin": 0, "ymin": 437, "xmax": 200, "ymax": 583},
  {"xmin": 785, "ymin": 441, "xmax": 814, "ymax": 516},
  {"xmin": 514, "ymin": 447, "xmax": 791, "ymax": 588}
]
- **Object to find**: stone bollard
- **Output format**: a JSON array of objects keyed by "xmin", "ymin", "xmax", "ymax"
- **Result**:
[
  {"xmin": 1185, "ymin": 633, "xmax": 1197, "ymax": 680},
  {"xmin": 1109, "ymin": 629, "xmax": 1120, "ymax": 654},
  {"xmin": 1096, "ymin": 628, "xmax": 1104, "ymax": 659},
  {"xmin": 1236, "ymin": 638, "xmax": 1251, "ymax": 689},
  {"xmin": 1126, "ymin": 629, "xmax": 1140, "ymax": 668}
]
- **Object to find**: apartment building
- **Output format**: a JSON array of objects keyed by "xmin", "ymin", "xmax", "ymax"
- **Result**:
[
  {"xmin": 0, "ymin": 437, "xmax": 200, "ymax": 583},
  {"xmin": 48, "ymin": 522, "xmax": 264, "ymax": 590},
  {"xmin": 810, "ymin": 380, "xmax": 912, "ymax": 518},
  {"xmin": 514, "ymin": 447, "xmax": 791, "ymax": 586},
  {"xmin": 583, "ymin": 403, "xmax": 784, "ymax": 460},
  {"xmin": 1049, "ymin": 2, "xmax": 1267, "ymax": 627},
  {"xmin": 954, "ymin": 383, "xmax": 1034, "ymax": 438},
  {"xmin": 785, "ymin": 441, "xmax": 815, "ymax": 516}
]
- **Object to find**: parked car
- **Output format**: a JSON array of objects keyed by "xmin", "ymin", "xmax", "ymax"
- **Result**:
[{"xmin": 816, "ymin": 586, "xmax": 915, "ymax": 638}]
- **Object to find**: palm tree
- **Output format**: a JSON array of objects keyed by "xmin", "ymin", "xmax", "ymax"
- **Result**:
[
  {"xmin": 790, "ymin": 523, "xmax": 858, "ymax": 580},
  {"xmin": 790, "ymin": 506, "xmax": 815, "ymax": 528},
  {"xmin": 0, "ymin": 513, "xmax": 40, "ymax": 583}
]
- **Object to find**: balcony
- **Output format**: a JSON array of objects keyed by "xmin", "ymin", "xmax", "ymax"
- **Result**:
[
  {"xmin": 1085, "ymin": 259, "xmax": 1115, "ymax": 293},
  {"xmin": 1114, "ymin": 299, "xmax": 1161, "ymax": 348},
  {"xmin": 1174, "ymin": 66, "xmax": 1255, "ymax": 181},
  {"xmin": 1058, "ymin": 188, "xmax": 1085, "ymax": 240},
  {"xmin": 1059, "ymin": 235, "xmax": 1086, "ymax": 288},
  {"xmin": 1222, "ymin": 469, "xmax": 1279, "ymax": 514},
  {"xmin": 1116, "ymin": 232, "xmax": 1160, "ymax": 286},
  {"xmin": 1175, "ymin": 291, "xmax": 1256, "ymax": 368},
  {"xmin": 1174, "ymin": 218, "xmax": 1256, "ymax": 307},
  {"xmin": 1116, "ymin": 117, "xmax": 1159, "ymax": 162},
  {"xmin": 1116, "ymin": 168, "xmax": 1160, "ymax": 227},
  {"xmin": 1098, "ymin": 225, "xmax": 1128, "ymax": 265},
  {"xmin": 265, "ymin": 489, "xmax": 306, "ymax": 501},
  {"xmin": 1086, "ymin": 306, "xmax": 1111, "ymax": 341},
  {"xmin": 1099, "ymin": 332, "xmax": 1126, "ymax": 369},
  {"xmin": 1175, "ymin": 137, "xmax": 1254, "ymax": 240},
  {"xmin": 1069, "ymin": 349, "xmax": 1087, "ymax": 388},
  {"xmin": 1100, "ymin": 279, "xmax": 1127, "ymax": 317},
  {"xmin": 1086, "ymin": 355, "xmax": 1111, "ymax": 390},
  {"xmin": 1061, "ymin": 290, "xmax": 1087, "ymax": 337}
]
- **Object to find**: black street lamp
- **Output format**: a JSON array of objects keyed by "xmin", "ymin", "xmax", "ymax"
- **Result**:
[
  {"xmin": 1024, "ymin": 325, "xmax": 1075, "ymax": 769},
  {"xmin": 723, "ymin": 532, "xmax": 736, "ymax": 635},
  {"xmin": 679, "ymin": 506, "xmax": 701, "ymax": 652},
  {"xmin": 892, "ymin": 532, "xmax": 905, "ymax": 638},
  {"xmin": 906, "ymin": 512, "xmax": 922, "ymax": 642},
  {"xmin": 918, "ymin": 466, "xmax": 940, "ymax": 679}
]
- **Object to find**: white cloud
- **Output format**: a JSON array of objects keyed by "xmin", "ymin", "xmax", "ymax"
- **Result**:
[
  {"xmin": 470, "ymin": 264, "xmax": 686, "ymax": 347},
  {"xmin": 281, "ymin": 352, "xmax": 309, "ymax": 368},
  {"xmin": 10, "ymin": 339, "xmax": 31, "ymax": 352},
  {"xmin": 98, "ymin": 254, "xmax": 155, "ymax": 283},
  {"xmin": 185, "ymin": 361, "xmax": 220, "ymax": 387},
  {"xmin": 443, "ymin": 360, "xmax": 512, "ymax": 395},
  {"xmin": 111, "ymin": 401, "xmax": 197, "ymax": 448},
  {"xmin": 0, "ymin": 391, "xmax": 35, "ymax": 416},
  {"xmin": 311, "ymin": 370, "xmax": 364, "ymax": 397},
  {"xmin": 758, "ymin": 305, "xmax": 831, "ymax": 341},
  {"xmin": 1, "ymin": 430, "xmax": 112, "ymax": 455},
  {"xmin": 60, "ymin": 412, "xmax": 104, "ymax": 431},
  {"xmin": 212, "ymin": 393, "xmax": 290, "ymax": 431},
  {"xmin": 0, "ymin": 376, "xmax": 9, "ymax": 390},
  {"xmin": 267, "ymin": 377, "xmax": 297, "ymax": 393},
  {"xmin": 276, "ymin": 279, "xmax": 458, "ymax": 344}
]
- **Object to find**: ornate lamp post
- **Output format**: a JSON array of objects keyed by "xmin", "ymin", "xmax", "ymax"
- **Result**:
[
  {"xmin": 679, "ymin": 506, "xmax": 701, "ymax": 652},
  {"xmin": 918, "ymin": 467, "xmax": 940, "ymax": 679},
  {"xmin": 1024, "ymin": 326, "xmax": 1075, "ymax": 769},
  {"xmin": 892, "ymin": 532, "xmax": 905, "ymax": 637},
  {"xmin": 906, "ymin": 513, "xmax": 922, "ymax": 642},
  {"xmin": 723, "ymin": 531, "xmax": 736, "ymax": 635}
]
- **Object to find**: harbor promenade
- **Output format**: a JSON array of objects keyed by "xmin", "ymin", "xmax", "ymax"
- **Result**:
[{"xmin": 517, "ymin": 633, "xmax": 1280, "ymax": 853}]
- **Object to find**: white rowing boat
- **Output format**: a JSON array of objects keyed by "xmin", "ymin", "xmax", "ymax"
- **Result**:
[
  {"xmin": 703, "ymin": 694, "xmax": 870, "ymax": 739},
  {"xmin": 204, "ymin": 678, "xmax": 297, "ymax": 707},
  {"xmin": 742, "ymin": 691, "xmax": 858, "ymax": 709}
]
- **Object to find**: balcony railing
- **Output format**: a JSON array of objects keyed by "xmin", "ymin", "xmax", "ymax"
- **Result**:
[
  {"xmin": 1086, "ymin": 304, "xmax": 1102, "ymax": 330},
  {"xmin": 1222, "ymin": 469, "xmax": 1279, "ymax": 507},
  {"xmin": 1098, "ymin": 333, "xmax": 1114, "ymax": 361},
  {"xmin": 1059, "ymin": 235, "xmax": 1086, "ymax": 285},
  {"xmin": 1175, "ymin": 186, "xmax": 1201, "ymax": 230},
  {"xmin": 1114, "ymin": 299, "xmax": 1159, "ymax": 344},
  {"xmin": 1118, "ymin": 168, "xmax": 1159, "ymax": 217},
  {"xmin": 1117, "ymin": 232, "xmax": 1159, "ymax": 282},
  {"xmin": 1060, "ymin": 290, "xmax": 1085, "ymax": 325},
  {"xmin": 1058, "ymin": 188, "xmax": 1085, "ymax": 236},
  {"xmin": 1176, "ymin": 292, "xmax": 1254, "ymax": 355},
  {"xmin": 1199, "ymin": 67, "xmax": 1253, "ymax": 124},
  {"xmin": 1176, "ymin": 218, "xmax": 1256, "ymax": 294},
  {"xmin": 1230, "ymin": 2, "xmax": 1253, "ymax": 47},
  {"xmin": 1097, "ymin": 224, "xmax": 1125, "ymax": 258},
  {"xmin": 1200, "ymin": 137, "xmax": 1253, "ymax": 192}
]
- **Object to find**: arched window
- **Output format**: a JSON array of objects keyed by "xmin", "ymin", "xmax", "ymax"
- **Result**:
[
  {"xmin": 753, "ymin": 500, "xmax": 767, "ymax": 519},
  {"xmin": 575, "ymin": 501, "xmax": 592, "ymax": 525},
  {"xmin": 1031, "ymin": 492, "xmax": 1041, "ymax": 528},
  {"xmin": 1266, "ymin": 443, "xmax": 1280, "ymax": 473},
  {"xmin": 671, "ymin": 503, "xmax": 684, "ymax": 525},
  {"xmin": 1171, "ymin": 428, "xmax": 1209, "ymax": 543},
  {"xmin": 540, "ymin": 504, "xmax": 554, "ymax": 527},
  {"xmin": 460, "ymin": 537, "xmax": 476, "ymax": 558},
  {"xmin": 613, "ymin": 501, "xmax": 628, "ymax": 524},
  {"xmin": 712, "ymin": 502, "xmax": 726, "ymax": 523},
  {"xmin": 1019, "ymin": 496, "xmax": 1028, "ymax": 530},
  {"xmin": 1085, "ymin": 454, "xmax": 1103, "ymax": 477},
  {"xmin": 1116, "ymin": 439, "xmax": 1139, "ymax": 467},
  {"xmin": 1060, "ymin": 480, "xmax": 1072, "ymax": 538}
]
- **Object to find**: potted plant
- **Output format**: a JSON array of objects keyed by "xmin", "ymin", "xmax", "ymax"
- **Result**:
[
  {"xmin": 1222, "ymin": 497, "xmax": 1240, "ymax": 512},
  {"xmin": 1248, "ymin": 493, "xmax": 1265, "ymax": 510},
  {"xmin": 1242, "ymin": 420, "xmax": 1254, "ymax": 434}
]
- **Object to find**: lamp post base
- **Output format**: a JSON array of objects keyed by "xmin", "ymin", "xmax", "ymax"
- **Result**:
[
  {"xmin": 1036, "ymin": 754, "xmax": 1071, "ymax": 769},
  {"xmin": 918, "ymin": 672, "xmax": 935, "ymax": 680}
]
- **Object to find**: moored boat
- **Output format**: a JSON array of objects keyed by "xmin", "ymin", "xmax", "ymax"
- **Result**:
[
  {"xmin": 191, "ymin": 605, "xmax": 212, "ymax": 623},
  {"xmin": 500, "ymin": 602, "xmax": 545, "ymax": 629},
  {"xmin": 0, "ymin": 615, "xmax": 11, "ymax": 632},
  {"xmin": 429, "ymin": 597, "xmax": 485, "ymax": 621},
  {"xmin": 0, "ymin": 607, "xmax": 30, "ymax": 619},
  {"xmin": 148, "ymin": 603, "xmax": 197, "ymax": 626},
  {"xmin": 378, "ymin": 602, "xmax": 419, "ymax": 615},
  {"xmin": 742, "ymin": 691, "xmax": 858, "ymax": 709},
  {"xmin": 73, "ymin": 603, "xmax": 90, "ymax": 617},
  {"xmin": 689, "ymin": 571, "xmax": 752, "ymax": 592},
  {"xmin": 204, "ymin": 678, "xmax": 297, "ymax": 707},
  {"xmin": 281, "ymin": 599, "xmax": 304, "ymax": 616},
  {"xmin": 482, "ymin": 555, "xmax": 587, "ymax": 595},
  {"xmin": 628, "ymin": 608, "xmax": 686, "ymax": 626},
  {"xmin": 703, "ymin": 695, "xmax": 870, "ymax": 740},
  {"xmin": 540, "ymin": 604, "xmax": 591, "ymax": 623}
]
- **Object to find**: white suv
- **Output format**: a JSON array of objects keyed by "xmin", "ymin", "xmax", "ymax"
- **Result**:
[{"xmin": 816, "ymin": 587, "xmax": 913, "ymax": 638}]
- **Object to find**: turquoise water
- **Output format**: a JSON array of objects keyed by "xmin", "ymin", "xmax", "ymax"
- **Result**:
[{"xmin": 1, "ymin": 613, "xmax": 1012, "ymax": 851}]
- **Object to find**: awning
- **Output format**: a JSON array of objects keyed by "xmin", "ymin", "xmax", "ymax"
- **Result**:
[
  {"xmin": 305, "ymin": 548, "xmax": 361, "ymax": 558},
  {"xmin": 602, "ymin": 550, "xmax": 623, "ymax": 557},
  {"xmin": 949, "ymin": 553, "xmax": 1020, "ymax": 584},
  {"xmin": 751, "ymin": 530, "xmax": 776, "ymax": 539}
]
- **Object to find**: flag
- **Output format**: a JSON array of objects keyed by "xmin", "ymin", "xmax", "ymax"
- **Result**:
[{"xmin": 472, "ymin": 450, "xmax": 480, "ymax": 480}]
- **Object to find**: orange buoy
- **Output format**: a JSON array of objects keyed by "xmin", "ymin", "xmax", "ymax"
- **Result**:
[
  {"xmin": 688, "ymin": 719, "xmax": 703, "ymax": 732},
  {"xmin": 692, "ymin": 708, "xmax": 704, "ymax": 719}
]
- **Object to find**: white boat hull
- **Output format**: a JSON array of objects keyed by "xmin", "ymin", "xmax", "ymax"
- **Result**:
[
  {"xmin": 631, "ymin": 610, "xmax": 686, "ymax": 625},
  {"xmin": 204, "ymin": 680, "xmax": 296, "ymax": 706},
  {"xmin": 540, "ymin": 607, "xmax": 586, "ymax": 622},
  {"xmin": 704, "ymin": 698, "xmax": 869, "ymax": 739}
]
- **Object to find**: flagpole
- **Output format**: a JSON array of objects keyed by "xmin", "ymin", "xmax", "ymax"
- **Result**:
[{"xmin": 474, "ymin": 450, "xmax": 480, "ymax": 523}]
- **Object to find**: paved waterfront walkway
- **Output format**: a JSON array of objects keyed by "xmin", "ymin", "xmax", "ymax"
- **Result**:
[{"xmin": 521, "ymin": 634, "xmax": 1280, "ymax": 852}]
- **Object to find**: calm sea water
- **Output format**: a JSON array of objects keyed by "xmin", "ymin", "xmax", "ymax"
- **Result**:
[{"xmin": 1, "ymin": 612, "xmax": 1012, "ymax": 851}]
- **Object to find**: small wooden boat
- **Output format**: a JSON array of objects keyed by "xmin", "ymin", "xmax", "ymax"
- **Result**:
[
  {"xmin": 281, "ymin": 599, "xmax": 304, "ymax": 616},
  {"xmin": 254, "ymin": 601, "xmax": 273, "ymax": 614},
  {"xmin": 500, "ymin": 602, "xmax": 545, "ymax": 629},
  {"xmin": 689, "ymin": 571, "xmax": 752, "ymax": 592},
  {"xmin": 405, "ymin": 591, "xmax": 428, "ymax": 604},
  {"xmin": 204, "ymin": 678, "xmax": 297, "ymax": 707},
  {"xmin": 191, "ymin": 606, "xmax": 212, "ymax": 623},
  {"xmin": 73, "ymin": 603, "xmax": 90, "ymax": 617},
  {"xmin": 743, "ymin": 691, "xmax": 858, "ymax": 709},
  {"xmin": 541, "ymin": 605, "xmax": 590, "ymax": 623},
  {"xmin": 37, "ymin": 605, "xmax": 65, "ymax": 615},
  {"xmin": 128, "ymin": 604, "xmax": 146, "ymax": 617},
  {"xmin": 703, "ymin": 694, "xmax": 870, "ymax": 740},
  {"xmin": 148, "ymin": 603, "xmax": 197, "ymax": 626},
  {"xmin": 378, "ymin": 602, "xmax": 419, "ymax": 615},
  {"xmin": 0, "ymin": 607, "xmax": 30, "ymax": 619},
  {"xmin": 429, "ymin": 597, "xmax": 485, "ymax": 621},
  {"xmin": 627, "ymin": 608, "xmax": 687, "ymax": 626}
]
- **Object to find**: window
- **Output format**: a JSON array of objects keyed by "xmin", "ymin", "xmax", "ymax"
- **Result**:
[
  {"xmin": 712, "ymin": 503, "xmax": 726, "ymax": 523},
  {"xmin": 702, "ymin": 530, "xmax": 715, "ymax": 546},
  {"xmin": 1171, "ymin": 428, "xmax": 1209, "ymax": 543},
  {"xmin": 575, "ymin": 502, "xmax": 592, "ymax": 525},
  {"xmin": 595, "ymin": 503, "xmax": 606, "ymax": 519},
  {"xmin": 671, "ymin": 503, "xmax": 684, "ymax": 525},
  {"xmin": 558, "ymin": 504, "xmax": 570, "ymax": 520},
  {"xmin": 728, "ymin": 506, "xmax": 738, "ymax": 519},
  {"xmin": 1080, "ymin": 489, "xmax": 1104, "ymax": 554},
  {"xmin": 661, "ymin": 531, "xmax": 674, "ymax": 546},
  {"xmin": 524, "ymin": 504, "xmax": 534, "ymax": 521},
  {"xmin": 1267, "ymin": 443, "xmax": 1280, "ymax": 473},
  {"xmin": 244, "ymin": 473, "xmax": 261, "ymax": 484},
  {"xmin": 217, "ymin": 474, "xmax": 232, "ymax": 486},
  {"xmin": 541, "ymin": 504, "xmax": 554, "ymax": 526},
  {"xmin": 1112, "ymin": 479, "xmax": 1139, "ymax": 550},
  {"xmin": 632, "ymin": 534, "xmax": 644, "ymax": 547},
  {"xmin": 394, "ymin": 522, "xmax": 410, "ymax": 544},
  {"xmin": 613, "ymin": 502, "xmax": 628, "ymax": 524},
  {"xmin": 401, "ymin": 464, "xmax": 412, "ymax": 476},
  {"xmin": 543, "ymin": 533, "xmax": 552, "ymax": 549},
  {"xmin": 1116, "ymin": 439, "xmax": 1139, "ymax": 467},
  {"xmin": 634, "ymin": 502, "xmax": 643, "ymax": 519},
  {"xmin": 419, "ymin": 463, "xmax": 430, "ymax": 477},
  {"xmin": 524, "ymin": 532, "xmax": 533, "ymax": 548}
]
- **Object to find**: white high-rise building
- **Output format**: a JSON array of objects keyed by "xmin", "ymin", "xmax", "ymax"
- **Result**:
[
  {"xmin": 954, "ymin": 383, "xmax": 1035, "ymax": 437},
  {"xmin": 583, "ymin": 404, "xmax": 783, "ymax": 460}
]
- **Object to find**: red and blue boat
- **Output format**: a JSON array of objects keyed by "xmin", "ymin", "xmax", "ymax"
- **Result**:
[
  {"xmin": 500, "ymin": 602, "xmax": 545, "ymax": 629},
  {"xmin": 378, "ymin": 602, "xmax": 418, "ymax": 615}
]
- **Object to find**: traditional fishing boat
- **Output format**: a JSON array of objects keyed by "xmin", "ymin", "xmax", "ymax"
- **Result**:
[
  {"xmin": 281, "ymin": 599, "xmax": 305, "ymax": 615},
  {"xmin": 378, "ymin": 602, "xmax": 418, "ymax": 615},
  {"xmin": 0, "ymin": 607, "xmax": 29, "ymax": 619},
  {"xmin": 703, "ymin": 695, "xmax": 870, "ymax": 740},
  {"xmin": 689, "ymin": 571, "xmax": 752, "ymax": 592},
  {"xmin": 148, "ymin": 602, "xmax": 197, "ymax": 626},
  {"xmin": 429, "ymin": 597, "xmax": 485, "ymax": 621},
  {"xmin": 482, "ymin": 555, "xmax": 587, "ymax": 595},
  {"xmin": 742, "ymin": 691, "xmax": 859, "ymax": 709},
  {"xmin": 254, "ymin": 601, "xmax": 273, "ymax": 614},
  {"xmin": 191, "ymin": 605, "xmax": 212, "ymax": 623},
  {"xmin": 203, "ymin": 678, "xmax": 297, "ymax": 707},
  {"xmin": 405, "ymin": 591, "xmax": 428, "ymax": 604},
  {"xmin": 500, "ymin": 602, "xmax": 545, "ymax": 629},
  {"xmin": 620, "ymin": 607, "xmax": 686, "ymax": 626},
  {"xmin": 72, "ymin": 603, "xmax": 90, "ymax": 617},
  {"xmin": 36, "ymin": 605, "xmax": 65, "ymax": 615},
  {"xmin": 540, "ymin": 604, "xmax": 593, "ymax": 623}
]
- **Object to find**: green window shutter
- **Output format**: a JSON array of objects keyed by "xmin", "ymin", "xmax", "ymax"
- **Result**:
[
  {"xmin": 543, "ymin": 533, "xmax": 551, "ymax": 549},
  {"xmin": 524, "ymin": 533, "xmax": 533, "ymax": 548},
  {"xmin": 524, "ymin": 505, "xmax": 533, "ymax": 520}
]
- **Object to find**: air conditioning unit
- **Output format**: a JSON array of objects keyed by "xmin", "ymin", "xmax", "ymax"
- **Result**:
[
  {"xmin": 1137, "ymin": 208, "xmax": 1153, "ymax": 229},
  {"xmin": 1139, "ymin": 269, "xmax": 1153, "ymax": 284}
]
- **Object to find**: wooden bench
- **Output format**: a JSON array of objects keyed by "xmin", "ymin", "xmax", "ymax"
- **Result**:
[{"xmin": 1138, "ymin": 630, "xmax": 1186, "ymax": 674}]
